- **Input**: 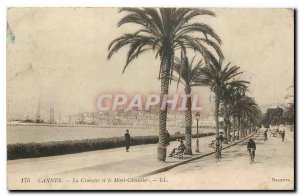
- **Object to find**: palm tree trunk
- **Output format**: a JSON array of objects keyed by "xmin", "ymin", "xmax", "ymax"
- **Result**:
[
  {"xmin": 249, "ymin": 122, "xmax": 251, "ymax": 134},
  {"xmin": 233, "ymin": 116, "xmax": 236, "ymax": 141},
  {"xmin": 228, "ymin": 120, "xmax": 233, "ymax": 142},
  {"xmin": 247, "ymin": 119, "xmax": 250, "ymax": 135},
  {"xmin": 157, "ymin": 48, "xmax": 172, "ymax": 162},
  {"xmin": 245, "ymin": 118, "xmax": 248, "ymax": 136},
  {"xmin": 228, "ymin": 120, "xmax": 232, "ymax": 142},
  {"xmin": 224, "ymin": 120, "xmax": 228, "ymax": 144},
  {"xmin": 184, "ymin": 86, "xmax": 192, "ymax": 155},
  {"xmin": 241, "ymin": 117, "xmax": 245, "ymax": 138},
  {"xmin": 237, "ymin": 116, "xmax": 241, "ymax": 139},
  {"xmin": 240, "ymin": 120, "xmax": 243, "ymax": 138},
  {"xmin": 248, "ymin": 120, "xmax": 250, "ymax": 134},
  {"xmin": 246, "ymin": 117, "xmax": 249, "ymax": 136},
  {"xmin": 215, "ymin": 95, "xmax": 220, "ymax": 138},
  {"xmin": 223, "ymin": 104, "xmax": 229, "ymax": 144},
  {"xmin": 245, "ymin": 122, "xmax": 247, "ymax": 136}
]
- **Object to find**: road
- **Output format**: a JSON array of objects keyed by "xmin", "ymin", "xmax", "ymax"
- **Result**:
[{"xmin": 151, "ymin": 129, "xmax": 294, "ymax": 190}]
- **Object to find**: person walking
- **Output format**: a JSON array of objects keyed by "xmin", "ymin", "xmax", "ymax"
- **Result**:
[
  {"xmin": 234, "ymin": 130, "xmax": 239, "ymax": 140},
  {"xmin": 264, "ymin": 130, "xmax": 268, "ymax": 141},
  {"xmin": 124, "ymin": 129, "xmax": 131, "ymax": 152},
  {"xmin": 228, "ymin": 133, "xmax": 232, "ymax": 142},
  {"xmin": 281, "ymin": 129, "xmax": 285, "ymax": 142}
]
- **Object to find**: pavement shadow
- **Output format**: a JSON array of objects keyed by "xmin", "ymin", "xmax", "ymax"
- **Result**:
[
  {"xmin": 236, "ymin": 153, "xmax": 245, "ymax": 157},
  {"xmin": 253, "ymin": 161, "xmax": 264, "ymax": 164},
  {"xmin": 256, "ymin": 142, "xmax": 266, "ymax": 145},
  {"xmin": 219, "ymin": 159, "xmax": 232, "ymax": 162},
  {"xmin": 165, "ymin": 160, "xmax": 180, "ymax": 163},
  {"xmin": 224, "ymin": 149, "xmax": 239, "ymax": 154}
]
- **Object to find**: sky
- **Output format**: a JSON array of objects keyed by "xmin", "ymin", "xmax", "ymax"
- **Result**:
[{"xmin": 7, "ymin": 8, "xmax": 294, "ymax": 120}]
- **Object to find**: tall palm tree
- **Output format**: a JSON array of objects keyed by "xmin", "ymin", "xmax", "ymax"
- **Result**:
[
  {"xmin": 107, "ymin": 8, "xmax": 222, "ymax": 161},
  {"xmin": 172, "ymin": 55, "xmax": 205, "ymax": 155},
  {"xmin": 200, "ymin": 59, "xmax": 247, "ymax": 138},
  {"xmin": 243, "ymin": 98, "xmax": 260, "ymax": 135},
  {"xmin": 220, "ymin": 84, "xmax": 248, "ymax": 143},
  {"xmin": 225, "ymin": 86, "xmax": 246, "ymax": 140},
  {"xmin": 233, "ymin": 95, "xmax": 260, "ymax": 138},
  {"xmin": 230, "ymin": 87, "xmax": 247, "ymax": 139}
]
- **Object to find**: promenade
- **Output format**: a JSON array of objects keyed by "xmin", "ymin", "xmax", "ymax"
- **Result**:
[
  {"xmin": 8, "ymin": 135, "xmax": 215, "ymax": 177},
  {"xmin": 8, "ymin": 133, "xmax": 218, "ymax": 189},
  {"xmin": 151, "ymin": 129, "xmax": 294, "ymax": 190},
  {"xmin": 8, "ymin": 129, "xmax": 293, "ymax": 190}
]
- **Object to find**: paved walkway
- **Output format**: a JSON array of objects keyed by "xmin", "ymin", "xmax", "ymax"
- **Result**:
[
  {"xmin": 8, "ymin": 133, "xmax": 218, "ymax": 185},
  {"xmin": 150, "ymin": 129, "xmax": 294, "ymax": 190},
  {"xmin": 9, "ymin": 130, "xmax": 282, "ymax": 190}
]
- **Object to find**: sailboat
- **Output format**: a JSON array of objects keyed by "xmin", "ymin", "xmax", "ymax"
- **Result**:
[{"xmin": 35, "ymin": 101, "xmax": 44, "ymax": 123}]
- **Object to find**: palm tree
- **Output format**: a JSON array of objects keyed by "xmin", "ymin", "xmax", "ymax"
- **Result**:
[
  {"xmin": 230, "ymin": 86, "xmax": 247, "ymax": 139},
  {"xmin": 225, "ymin": 86, "xmax": 246, "ymax": 140},
  {"xmin": 244, "ymin": 98, "xmax": 261, "ymax": 135},
  {"xmin": 172, "ymin": 55, "xmax": 205, "ymax": 155},
  {"xmin": 233, "ymin": 95, "xmax": 260, "ymax": 138},
  {"xmin": 220, "ymin": 84, "xmax": 248, "ymax": 143},
  {"xmin": 200, "ymin": 59, "xmax": 248, "ymax": 138},
  {"xmin": 107, "ymin": 8, "xmax": 222, "ymax": 161}
]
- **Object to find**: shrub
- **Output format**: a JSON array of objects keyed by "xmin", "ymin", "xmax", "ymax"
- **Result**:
[{"xmin": 7, "ymin": 132, "xmax": 215, "ymax": 160}]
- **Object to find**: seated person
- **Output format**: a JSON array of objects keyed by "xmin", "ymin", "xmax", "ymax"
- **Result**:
[
  {"xmin": 169, "ymin": 139, "xmax": 186, "ymax": 157},
  {"xmin": 235, "ymin": 135, "xmax": 239, "ymax": 140}
]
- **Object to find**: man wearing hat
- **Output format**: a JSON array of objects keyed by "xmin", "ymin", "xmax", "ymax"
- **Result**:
[{"xmin": 124, "ymin": 129, "xmax": 131, "ymax": 152}]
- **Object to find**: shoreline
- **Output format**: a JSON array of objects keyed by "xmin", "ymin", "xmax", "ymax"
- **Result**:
[{"xmin": 7, "ymin": 122, "xmax": 216, "ymax": 129}]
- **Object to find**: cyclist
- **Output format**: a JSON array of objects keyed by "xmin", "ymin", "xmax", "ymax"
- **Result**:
[{"xmin": 247, "ymin": 138, "xmax": 256, "ymax": 163}]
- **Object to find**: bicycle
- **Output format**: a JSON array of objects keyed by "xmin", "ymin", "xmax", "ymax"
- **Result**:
[
  {"xmin": 248, "ymin": 148, "xmax": 255, "ymax": 164},
  {"xmin": 215, "ymin": 146, "xmax": 221, "ymax": 162}
]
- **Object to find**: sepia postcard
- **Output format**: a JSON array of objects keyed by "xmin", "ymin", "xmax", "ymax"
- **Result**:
[{"xmin": 7, "ymin": 8, "xmax": 294, "ymax": 190}]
